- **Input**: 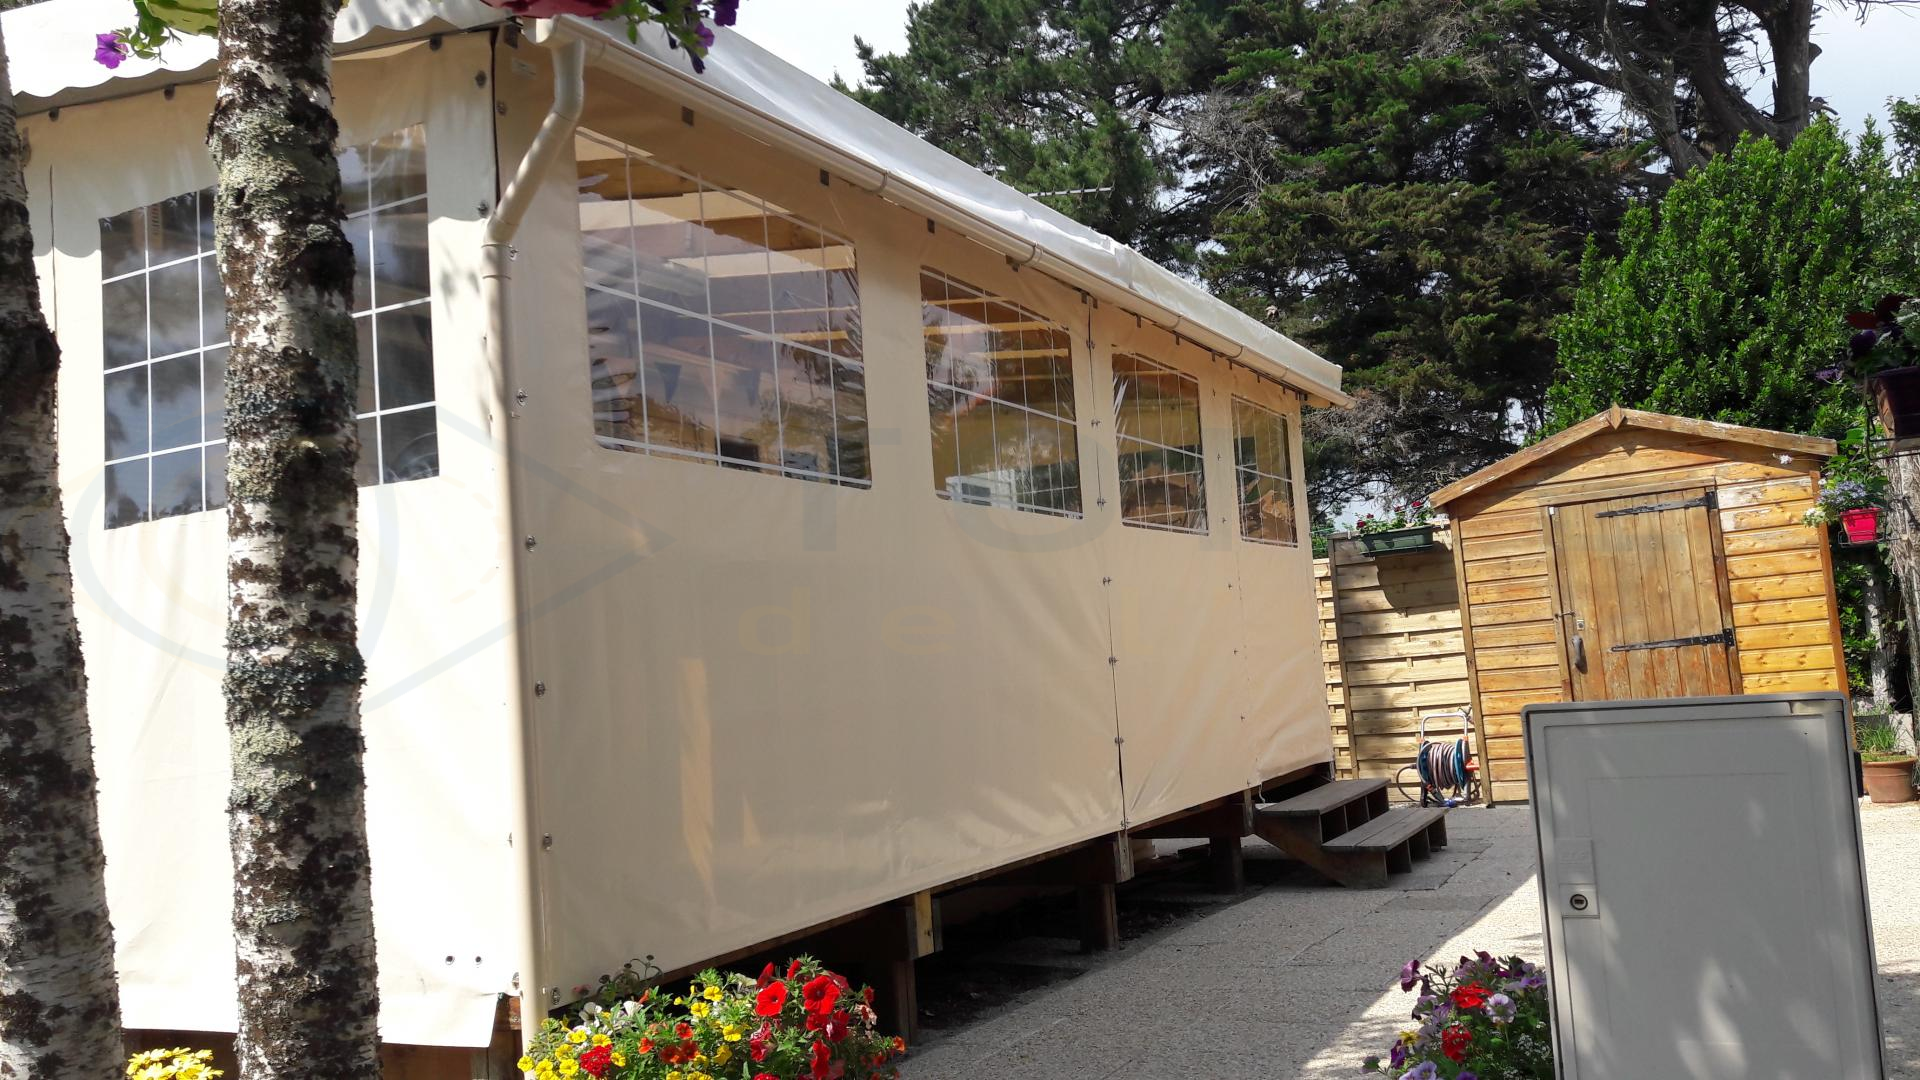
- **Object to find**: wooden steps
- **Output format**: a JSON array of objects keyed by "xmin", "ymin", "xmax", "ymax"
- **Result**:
[{"xmin": 1251, "ymin": 779, "xmax": 1449, "ymax": 888}]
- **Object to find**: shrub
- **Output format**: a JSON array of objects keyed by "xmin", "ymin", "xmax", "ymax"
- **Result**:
[
  {"xmin": 522, "ymin": 957, "xmax": 904, "ymax": 1079},
  {"xmin": 1363, "ymin": 953, "xmax": 1554, "ymax": 1079},
  {"xmin": 1356, "ymin": 500, "xmax": 1436, "ymax": 535}
]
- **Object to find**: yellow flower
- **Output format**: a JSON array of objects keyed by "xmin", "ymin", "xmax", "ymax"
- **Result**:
[
  {"xmin": 517, "ymin": 1057, "xmax": 535, "ymax": 1074},
  {"xmin": 558, "ymin": 1061, "xmax": 580, "ymax": 1078},
  {"xmin": 610, "ymin": 1052, "xmax": 627, "ymax": 1068},
  {"xmin": 722, "ymin": 1024, "xmax": 744, "ymax": 1042},
  {"xmin": 590, "ymin": 1034, "xmax": 611, "ymax": 1048},
  {"xmin": 702, "ymin": 985, "xmax": 724, "ymax": 1002},
  {"xmin": 1399, "ymin": 1031, "xmax": 1417, "ymax": 1046},
  {"xmin": 674, "ymin": 996, "xmax": 687, "ymax": 1006},
  {"xmin": 568, "ymin": 1029, "xmax": 588, "ymax": 1045},
  {"xmin": 713, "ymin": 1045, "xmax": 733, "ymax": 1066},
  {"xmin": 666, "ymin": 1072, "xmax": 684, "ymax": 1080},
  {"xmin": 689, "ymin": 1001, "xmax": 710, "ymax": 1018}
]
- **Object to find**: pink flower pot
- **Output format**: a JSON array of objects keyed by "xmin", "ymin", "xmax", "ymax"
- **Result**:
[{"xmin": 1841, "ymin": 506, "xmax": 1880, "ymax": 545}]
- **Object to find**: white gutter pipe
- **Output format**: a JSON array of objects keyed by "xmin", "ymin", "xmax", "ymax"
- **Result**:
[
  {"xmin": 482, "ymin": 34, "xmax": 587, "ymax": 1051},
  {"xmin": 526, "ymin": 17, "xmax": 1350, "ymax": 408}
]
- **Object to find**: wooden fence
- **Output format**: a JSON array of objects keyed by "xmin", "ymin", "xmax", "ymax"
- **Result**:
[{"xmin": 1316, "ymin": 528, "xmax": 1476, "ymax": 796}]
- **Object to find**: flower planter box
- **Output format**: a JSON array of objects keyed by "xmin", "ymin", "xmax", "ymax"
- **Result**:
[
  {"xmin": 1867, "ymin": 366, "xmax": 1920, "ymax": 438},
  {"xmin": 1862, "ymin": 756, "xmax": 1917, "ymax": 803},
  {"xmin": 1356, "ymin": 524, "xmax": 1436, "ymax": 557},
  {"xmin": 1840, "ymin": 506, "xmax": 1881, "ymax": 545}
]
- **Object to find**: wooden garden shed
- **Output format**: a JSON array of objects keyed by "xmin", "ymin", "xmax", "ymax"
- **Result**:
[{"xmin": 1428, "ymin": 407, "xmax": 1844, "ymax": 803}]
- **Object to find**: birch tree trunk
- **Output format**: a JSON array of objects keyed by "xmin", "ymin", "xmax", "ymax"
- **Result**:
[
  {"xmin": 1885, "ymin": 450, "xmax": 1920, "ymax": 715},
  {"xmin": 210, "ymin": 0, "xmax": 380, "ymax": 1072},
  {"xmin": 0, "ymin": 25, "xmax": 126, "ymax": 1080},
  {"xmin": 1864, "ymin": 563, "xmax": 1892, "ymax": 711}
]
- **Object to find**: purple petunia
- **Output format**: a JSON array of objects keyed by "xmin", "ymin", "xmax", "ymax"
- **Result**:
[
  {"xmin": 1457, "ymin": 1072, "xmax": 1479, "ymax": 1080},
  {"xmin": 1388, "ymin": 1042, "xmax": 1407, "ymax": 1069},
  {"xmin": 94, "ymin": 31, "xmax": 127, "ymax": 69},
  {"xmin": 713, "ymin": 0, "xmax": 739, "ymax": 25},
  {"xmin": 1400, "ymin": 958, "xmax": 1422, "ymax": 992},
  {"xmin": 1486, "ymin": 992, "xmax": 1516, "ymax": 1024},
  {"xmin": 1852, "ymin": 328, "xmax": 1881, "ymax": 357},
  {"xmin": 1403, "ymin": 1063, "xmax": 1440, "ymax": 1080}
]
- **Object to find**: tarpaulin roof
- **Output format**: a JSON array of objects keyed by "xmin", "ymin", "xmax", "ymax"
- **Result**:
[{"xmin": 1, "ymin": 0, "xmax": 1348, "ymax": 404}]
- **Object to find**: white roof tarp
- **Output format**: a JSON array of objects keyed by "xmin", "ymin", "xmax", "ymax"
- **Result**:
[{"xmin": 3, "ymin": 0, "xmax": 1346, "ymax": 403}]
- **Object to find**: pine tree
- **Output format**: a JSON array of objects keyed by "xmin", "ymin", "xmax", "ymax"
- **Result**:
[
  {"xmin": 1198, "ymin": 0, "xmax": 1635, "ymax": 511},
  {"xmin": 0, "ymin": 17, "xmax": 126, "ymax": 1079},
  {"xmin": 846, "ymin": 0, "xmax": 1229, "ymax": 259}
]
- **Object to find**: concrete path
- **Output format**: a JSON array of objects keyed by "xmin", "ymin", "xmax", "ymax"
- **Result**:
[{"xmin": 903, "ymin": 803, "xmax": 1919, "ymax": 1079}]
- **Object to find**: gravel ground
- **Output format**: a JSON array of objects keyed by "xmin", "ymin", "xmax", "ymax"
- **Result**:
[{"xmin": 902, "ymin": 801, "xmax": 1919, "ymax": 1079}]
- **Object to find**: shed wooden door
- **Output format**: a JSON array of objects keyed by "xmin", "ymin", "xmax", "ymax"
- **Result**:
[{"xmin": 1548, "ymin": 488, "xmax": 1737, "ymax": 700}]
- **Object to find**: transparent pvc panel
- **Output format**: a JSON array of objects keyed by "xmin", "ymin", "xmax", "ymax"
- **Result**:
[
  {"xmin": 1231, "ymin": 396, "xmax": 1297, "ymax": 545},
  {"xmin": 920, "ymin": 267, "xmax": 1081, "ymax": 516},
  {"xmin": 1113, "ymin": 353, "xmax": 1206, "ymax": 533},
  {"xmin": 577, "ymin": 130, "xmax": 869, "ymax": 488}
]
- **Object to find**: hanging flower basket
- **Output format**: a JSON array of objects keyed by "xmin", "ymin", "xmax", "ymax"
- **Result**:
[
  {"xmin": 1866, "ymin": 366, "xmax": 1920, "ymax": 439},
  {"xmin": 1357, "ymin": 524, "xmax": 1437, "ymax": 557},
  {"xmin": 1839, "ymin": 506, "xmax": 1882, "ymax": 545}
]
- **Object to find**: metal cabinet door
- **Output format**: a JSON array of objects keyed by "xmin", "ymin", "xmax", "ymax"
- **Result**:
[{"xmin": 1524, "ymin": 694, "xmax": 1884, "ymax": 1079}]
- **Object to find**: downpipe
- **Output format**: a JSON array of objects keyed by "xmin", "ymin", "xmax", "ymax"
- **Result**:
[{"xmin": 482, "ymin": 33, "xmax": 587, "ymax": 1050}]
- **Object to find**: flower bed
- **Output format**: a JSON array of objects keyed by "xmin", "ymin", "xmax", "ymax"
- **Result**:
[
  {"xmin": 1363, "ymin": 953, "xmax": 1554, "ymax": 1079},
  {"xmin": 523, "ymin": 957, "xmax": 904, "ymax": 1079}
]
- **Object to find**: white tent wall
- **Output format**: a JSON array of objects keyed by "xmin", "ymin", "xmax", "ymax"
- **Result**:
[
  {"xmin": 29, "ymin": 37, "xmax": 521, "ymax": 1046},
  {"xmin": 499, "ymin": 53, "xmax": 1333, "ymax": 1000}
]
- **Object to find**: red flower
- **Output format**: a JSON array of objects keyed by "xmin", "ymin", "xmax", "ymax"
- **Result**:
[
  {"xmin": 1441, "ymin": 1024, "xmax": 1472, "ymax": 1063},
  {"xmin": 755, "ymin": 980, "xmax": 790, "ymax": 1017},
  {"xmin": 749, "ymin": 1022, "xmax": 774, "ymax": 1062},
  {"xmin": 759, "ymin": 962, "xmax": 778, "ymax": 988},
  {"xmin": 578, "ymin": 1045, "xmax": 613, "ymax": 1078},
  {"xmin": 788, "ymin": 959, "xmax": 804, "ymax": 978},
  {"xmin": 892, "ymin": 1036, "xmax": 907, "ymax": 1055},
  {"xmin": 809, "ymin": 1039, "xmax": 837, "ymax": 1080},
  {"xmin": 802, "ymin": 973, "xmax": 841, "ymax": 1015},
  {"xmin": 1450, "ymin": 982, "xmax": 1490, "ymax": 1010},
  {"xmin": 755, "ymin": 1075, "xmax": 779, "ymax": 1080},
  {"xmin": 824, "ymin": 1008, "xmax": 852, "ymax": 1042},
  {"xmin": 863, "ymin": 985, "xmax": 875, "ymax": 1007},
  {"xmin": 674, "ymin": 1022, "xmax": 694, "ymax": 1041},
  {"xmin": 637, "ymin": 1038, "xmax": 653, "ymax": 1054}
]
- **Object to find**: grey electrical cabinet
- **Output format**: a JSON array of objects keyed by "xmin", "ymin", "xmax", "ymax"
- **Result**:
[{"xmin": 1523, "ymin": 694, "xmax": 1885, "ymax": 1079}]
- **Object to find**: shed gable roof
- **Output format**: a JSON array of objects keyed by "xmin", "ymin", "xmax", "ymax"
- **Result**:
[{"xmin": 1427, "ymin": 406, "xmax": 1836, "ymax": 509}]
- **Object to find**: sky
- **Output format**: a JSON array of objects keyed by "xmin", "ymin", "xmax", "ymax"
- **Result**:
[{"xmin": 740, "ymin": 0, "xmax": 1920, "ymax": 136}]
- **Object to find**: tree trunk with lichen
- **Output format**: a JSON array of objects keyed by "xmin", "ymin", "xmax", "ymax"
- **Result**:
[
  {"xmin": 1886, "ymin": 450, "xmax": 1920, "ymax": 716},
  {"xmin": 0, "ymin": 22, "xmax": 127, "ymax": 1080},
  {"xmin": 210, "ymin": 0, "xmax": 380, "ymax": 1073}
]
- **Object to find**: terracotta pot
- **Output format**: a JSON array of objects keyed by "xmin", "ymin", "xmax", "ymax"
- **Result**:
[
  {"xmin": 1840, "ymin": 506, "xmax": 1881, "ymax": 544},
  {"xmin": 1862, "ymin": 757, "xmax": 1917, "ymax": 804},
  {"xmin": 1867, "ymin": 366, "xmax": 1920, "ymax": 438}
]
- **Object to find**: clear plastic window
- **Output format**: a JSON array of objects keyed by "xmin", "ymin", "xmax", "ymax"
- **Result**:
[
  {"xmin": 99, "ymin": 124, "xmax": 434, "ymax": 530},
  {"xmin": 1231, "ymin": 396, "xmax": 1297, "ymax": 545},
  {"xmin": 1112, "ymin": 353, "xmax": 1206, "ymax": 533},
  {"xmin": 578, "ymin": 130, "xmax": 868, "ymax": 486},
  {"xmin": 921, "ymin": 268, "xmax": 1081, "ymax": 515}
]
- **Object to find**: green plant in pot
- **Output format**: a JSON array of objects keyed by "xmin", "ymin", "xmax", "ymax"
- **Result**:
[
  {"xmin": 1354, "ymin": 501, "xmax": 1439, "ymax": 556},
  {"xmin": 1857, "ymin": 722, "xmax": 1917, "ymax": 804}
]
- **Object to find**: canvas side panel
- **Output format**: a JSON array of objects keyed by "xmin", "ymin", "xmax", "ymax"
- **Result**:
[{"xmin": 38, "ymin": 35, "xmax": 519, "ymax": 1045}]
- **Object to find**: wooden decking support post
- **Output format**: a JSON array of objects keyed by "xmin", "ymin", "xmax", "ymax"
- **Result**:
[
  {"xmin": 1208, "ymin": 833, "xmax": 1245, "ymax": 893},
  {"xmin": 1077, "ymin": 883, "xmax": 1120, "ymax": 953}
]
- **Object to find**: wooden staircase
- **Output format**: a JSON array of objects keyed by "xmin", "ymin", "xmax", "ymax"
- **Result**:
[{"xmin": 1251, "ymin": 777, "xmax": 1448, "ymax": 888}]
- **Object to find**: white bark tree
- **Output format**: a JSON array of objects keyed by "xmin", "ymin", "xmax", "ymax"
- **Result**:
[
  {"xmin": 0, "ymin": 19, "xmax": 127, "ymax": 1079},
  {"xmin": 209, "ymin": 0, "xmax": 380, "ymax": 1072}
]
